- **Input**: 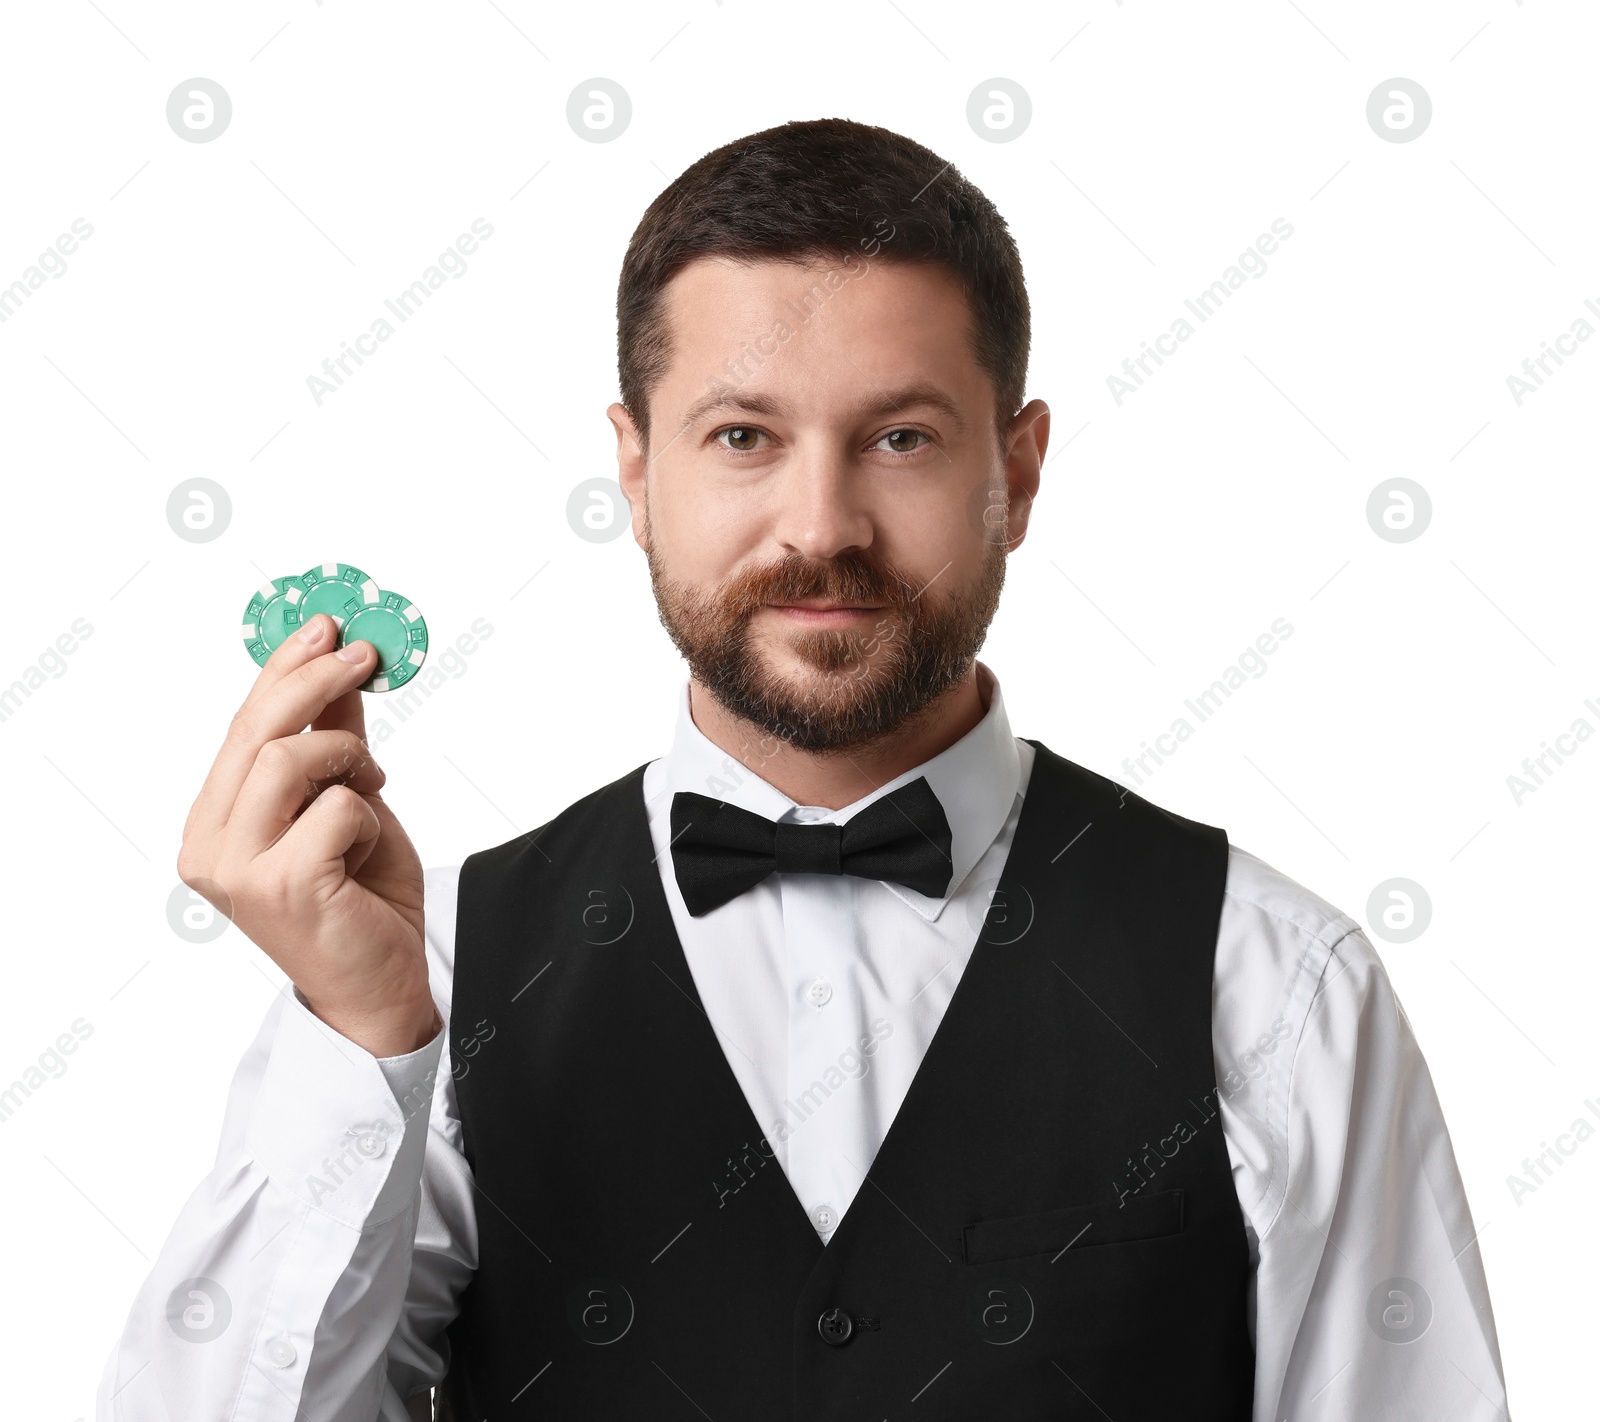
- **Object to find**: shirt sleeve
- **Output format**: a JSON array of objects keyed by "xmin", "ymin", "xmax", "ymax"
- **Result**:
[
  {"xmin": 95, "ymin": 866, "xmax": 476, "ymax": 1422},
  {"xmin": 1250, "ymin": 924, "xmax": 1510, "ymax": 1419}
]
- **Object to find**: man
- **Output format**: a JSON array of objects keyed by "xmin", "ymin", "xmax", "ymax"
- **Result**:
[{"xmin": 99, "ymin": 118, "xmax": 1507, "ymax": 1420}]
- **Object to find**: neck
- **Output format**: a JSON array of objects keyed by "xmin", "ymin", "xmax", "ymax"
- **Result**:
[{"xmin": 688, "ymin": 662, "xmax": 992, "ymax": 811}]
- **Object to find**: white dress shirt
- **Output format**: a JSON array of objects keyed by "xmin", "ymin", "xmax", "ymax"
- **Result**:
[{"xmin": 97, "ymin": 661, "xmax": 1509, "ymax": 1421}]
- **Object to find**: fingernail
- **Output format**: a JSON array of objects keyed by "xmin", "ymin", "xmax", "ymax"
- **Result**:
[
  {"xmin": 335, "ymin": 640, "xmax": 369, "ymax": 663},
  {"xmin": 297, "ymin": 616, "xmax": 325, "ymax": 643}
]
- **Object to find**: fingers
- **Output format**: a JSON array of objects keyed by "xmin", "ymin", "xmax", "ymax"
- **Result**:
[
  {"xmin": 226, "ymin": 730, "xmax": 386, "ymax": 858},
  {"xmin": 258, "ymin": 782, "xmax": 382, "ymax": 900},
  {"xmin": 188, "ymin": 625, "xmax": 376, "ymax": 842},
  {"xmin": 311, "ymin": 679, "xmax": 369, "ymax": 742},
  {"xmin": 343, "ymin": 792, "xmax": 421, "ymax": 897},
  {"xmin": 244, "ymin": 612, "xmax": 343, "ymax": 708},
  {"xmin": 283, "ymin": 612, "xmax": 370, "ymax": 743}
]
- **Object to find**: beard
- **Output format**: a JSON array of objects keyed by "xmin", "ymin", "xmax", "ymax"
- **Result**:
[{"xmin": 644, "ymin": 504, "xmax": 1008, "ymax": 757}]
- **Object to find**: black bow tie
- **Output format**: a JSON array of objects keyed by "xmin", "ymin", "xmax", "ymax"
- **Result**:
[{"xmin": 669, "ymin": 776, "xmax": 954, "ymax": 917}]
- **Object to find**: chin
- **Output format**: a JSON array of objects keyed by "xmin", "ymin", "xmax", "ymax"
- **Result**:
[{"xmin": 762, "ymin": 640, "xmax": 881, "ymax": 681}]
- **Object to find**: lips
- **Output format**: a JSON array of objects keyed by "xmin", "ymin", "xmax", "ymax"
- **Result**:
[
  {"xmin": 764, "ymin": 598, "xmax": 883, "ymax": 620},
  {"xmin": 771, "ymin": 602, "xmax": 884, "ymax": 612}
]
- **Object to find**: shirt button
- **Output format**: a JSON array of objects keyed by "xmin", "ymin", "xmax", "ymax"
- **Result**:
[
  {"xmin": 351, "ymin": 1124, "xmax": 388, "ymax": 1159},
  {"xmin": 811, "ymin": 1202, "xmax": 837, "ymax": 1233},
  {"xmin": 805, "ymin": 979, "xmax": 833, "ymax": 1007},
  {"xmin": 817, "ymin": 1306, "xmax": 854, "ymax": 1346},
  {"xmin": 265, "ymin": 1336, "xmax": 297, "ymax": 1368}
]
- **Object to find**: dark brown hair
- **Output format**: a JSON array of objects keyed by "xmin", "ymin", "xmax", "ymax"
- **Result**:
[{"xmin": 616, "ymin": 117, "xmax": 1030, "ymax": 454}]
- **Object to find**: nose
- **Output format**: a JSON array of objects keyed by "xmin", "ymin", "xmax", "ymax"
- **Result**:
[{"xmin": 770, "ymin": 446, "xmax": 874, "ymax": 562}]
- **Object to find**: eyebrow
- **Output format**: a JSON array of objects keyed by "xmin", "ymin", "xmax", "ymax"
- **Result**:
[{"xmin": 675, "ymin": 382, "xmax": 971, "ymax": 439}]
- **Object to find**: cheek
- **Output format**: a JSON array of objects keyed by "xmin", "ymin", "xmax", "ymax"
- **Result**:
[
  {"xmin": 896, "ymin": 531, "xmax": 989, "ymax": 602},
  {"xmin": 652, "ymin": 499, "xmax": 743, "ymax": 580},
  {"xmin": 908, "ymin": 488, "xmax": 986, "ymax": 560}
]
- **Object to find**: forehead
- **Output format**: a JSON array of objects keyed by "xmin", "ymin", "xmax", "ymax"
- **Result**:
[{"xmin": 653, "ymin": 254, "xmax": 985, "ymax": 419}]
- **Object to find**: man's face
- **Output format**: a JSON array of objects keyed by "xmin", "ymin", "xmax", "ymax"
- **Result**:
[{"xmin": 612, "ymin": 254, "xmax": 1042, "ymax": 757}]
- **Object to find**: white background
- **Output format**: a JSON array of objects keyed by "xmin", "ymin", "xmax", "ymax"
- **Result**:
[{"xmin": 1, "ymin": 1, "xmax": 1593, "ymax": 1416}]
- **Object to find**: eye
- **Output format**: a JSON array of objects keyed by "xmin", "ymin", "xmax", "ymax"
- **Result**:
[
  {"xmin": 875, "ymin": 428, "xmax": 931, "ymax": 455},
  {"xmin": 713, "ymin": 425, "xmax": 770, "ymax": 453}
]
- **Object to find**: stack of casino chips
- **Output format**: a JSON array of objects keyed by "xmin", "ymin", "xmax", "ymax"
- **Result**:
[{"xmin": 241, "ymin": 562, "xmax": 428, "ymax": 694}]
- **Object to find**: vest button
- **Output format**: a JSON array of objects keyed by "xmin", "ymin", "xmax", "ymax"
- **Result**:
[{"xmin": 817, "ymin": 1306, "xmax": 854, "ymax": 1346}]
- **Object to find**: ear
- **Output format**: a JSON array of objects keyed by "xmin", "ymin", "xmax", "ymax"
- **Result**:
[
  {"xmin": 1000, "ymin": 399, "xmax": 1049, "ymax": 552},
  {"xmin": 608, "ymin": 401, "xmax": 649, "ymax": 550}
]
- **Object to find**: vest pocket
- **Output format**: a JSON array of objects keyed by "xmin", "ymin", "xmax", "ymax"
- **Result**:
[{"xmin": 962, "ymin": 1189, "xmax": 1185, "ymax": 1265}]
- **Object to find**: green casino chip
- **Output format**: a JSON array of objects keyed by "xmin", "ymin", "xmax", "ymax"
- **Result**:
[
  {"xmin": 241, "ymin": 575, "xmax": 304, "ymax": 667},
  {"xmin": 340, "ymin": 590, "xmax": 428, "ymax": 693},
  {"xmin": 297, "ymin": 561, "xmax": 380, "ymax": 630}
]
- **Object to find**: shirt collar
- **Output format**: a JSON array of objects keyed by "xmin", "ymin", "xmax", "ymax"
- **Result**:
[{"xmin": 654, "ymin": 660, "xmax": 1021, "ymax": 922}]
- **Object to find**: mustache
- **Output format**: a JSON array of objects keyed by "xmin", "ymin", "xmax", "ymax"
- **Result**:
[{"xmin": 721, "ymin": 553, "xmax": 915, "ymax": 617}]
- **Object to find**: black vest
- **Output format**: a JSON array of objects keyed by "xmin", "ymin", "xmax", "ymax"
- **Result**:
[{"xmin": 436, "ymin": 738, "xmax": 1254, "ymax": 1420}]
